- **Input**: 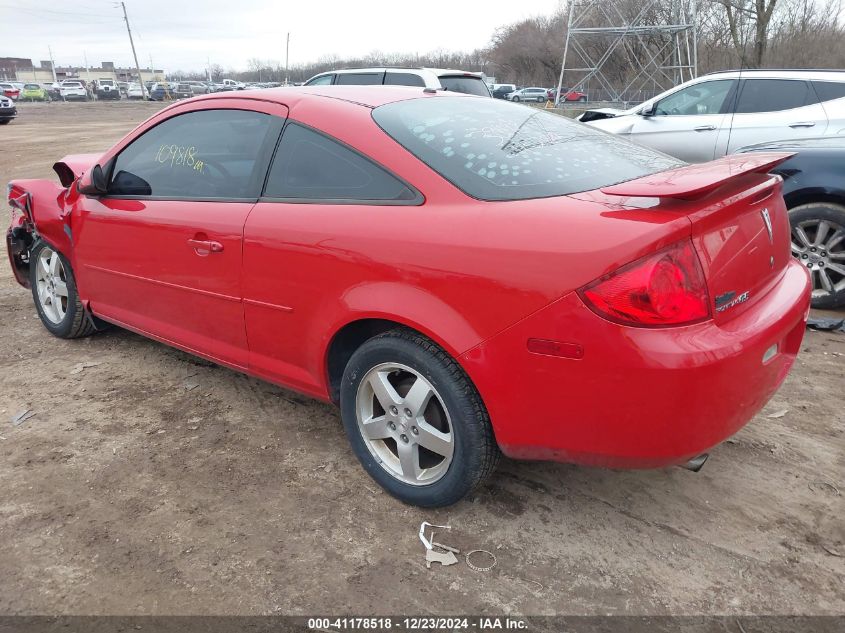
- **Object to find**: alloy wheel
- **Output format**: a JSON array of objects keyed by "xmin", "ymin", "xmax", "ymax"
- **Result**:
[
  {"xmin": 355, "ymin": 362, "xmax": 454, "ymax": 486},
  {"xmin": 35, "ymin": 247, "xmax": 68, "ymax": 324},
  {"xmin": 791, "ymin": 219, "xmax": 845, "ymax": 299}
]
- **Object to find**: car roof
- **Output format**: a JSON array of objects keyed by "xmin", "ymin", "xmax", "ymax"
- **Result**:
[
  {"xmin": 312, "ymin": 67, "xmax": 482, "ymax": 76},
  {"xmin": 183, "ymin": 85, "xmax": 473, "ymax": 110},
  {"xmin": 704, "ymin": 69, "xmax": 845, "ymax": 81}
]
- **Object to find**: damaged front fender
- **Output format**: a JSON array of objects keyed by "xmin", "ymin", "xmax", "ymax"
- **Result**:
[{"xmin": 6, "ymin": 178, "xmax": 74, "ymax": 288}]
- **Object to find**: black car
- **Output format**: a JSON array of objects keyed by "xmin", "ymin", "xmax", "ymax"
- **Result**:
[
  {"xmin": 0, "ymin": 95, "xmax": 16, "ymax": 124},
  {"xmin": 739, "ymin": 137, "xmax": 845, "ymax": 308}
]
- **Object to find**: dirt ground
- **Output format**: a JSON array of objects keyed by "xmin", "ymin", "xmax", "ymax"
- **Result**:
[{"xmin": 0, "ymin": 101, "xmax": 843, "ymax": 616}]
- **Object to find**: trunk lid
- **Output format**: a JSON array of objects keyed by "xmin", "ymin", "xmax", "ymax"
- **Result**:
[{"xmin": 601, "ymin": 153, "xmax": 796, "ymax": 323}]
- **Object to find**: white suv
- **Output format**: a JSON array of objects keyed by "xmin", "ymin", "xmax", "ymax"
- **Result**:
[
  {"xmin": 304, "ymin": 67, "xmax": 491, "ymax": 97},
  {"xmin": 59, "ymin": 81, "xmax": 88, "ymax": 101},
  {"xmin": 582, "ymin": 69, "xmax": 845, "ymax": 162}
]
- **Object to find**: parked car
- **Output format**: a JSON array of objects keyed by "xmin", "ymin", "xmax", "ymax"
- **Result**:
[
  {"xmin": 184, "ymin": 81, "xmax": 209, "ymax": 95},
  {"xmin": 59, "ymin": 81, "xmax": 88, "ymax": 101},
  {"xmin": 20, "ymin": 83, "xmax": 50, "ymax": 101},
  {"xmin": 582, "ymin": 69, "xmax": 845, "ymax": 163},
  {"xmin": 217, "ymin": 78, "xmax": 245, "ymax": 91},
  {"xmin": 95, "ymin": 78, "xmax": 120, "ymax": 100},
  {"xmin": 126, "ymin": 82, "xmax": 146, "ymax": 99},
  {"xmin": 5, "ymin": 88, "xmax": 810, "ymax": 507},
  {"xmin": 506, "ymin": 87, "xmax": 548, "ymax": 103},
  {"xmin": 174, "ymin": 83, "xmax": 194, "ymax": 99},
  {"xmin": 549, "ymin": 87, "xmax": 588, "ymax": 102},
  {"xmin": 304, "ymin": 67, "xmax": 491, "ymax": 96},
  {"xmin": 490, "ymin": 84, "xmax": 516, "ymax": 99},
  {"xmin": 45, "ymin": 82, "xmax": 62, "ymax": 101},
  {"xmin": 0, "ymin": 94, "xmax": 16, "ymax": 124},
  {"xmin": 737, "ymin": 137, "xmax": 845, "ymax": 308},
  {"xmin": 0, "ymin": 82, "xmax": 20, "ymax": 100},
  {"xmin": 149, "ymin": 82, "xmax": 174, "ymax": 100}
]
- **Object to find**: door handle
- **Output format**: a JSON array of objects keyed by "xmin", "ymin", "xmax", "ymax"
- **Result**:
[
  {"xmin": 187, "ymin": 238, "xmax": 223, "ymax": 254},
  {"xmin": 693, "ymin": 125, "xmax": 716, "ymax": 131},
  {"xmin": 789, "ymin": 121, "xmax": 816, "ymax": 128}
]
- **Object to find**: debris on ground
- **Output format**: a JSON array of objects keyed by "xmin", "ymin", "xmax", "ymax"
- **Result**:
[
  {"xmin": 184, "ymin": 381, "xmax": 200, "ymax": 391},
  {"xmin": 767, "ymin": 409, "xmax": 789, "ymax": 419},
  {"xmin": 419, "ymin": 521, "xmax": 459, "ymax": 569},
  {"xmin": 69, "ymin": 361, "xmax": 103, "ymax": 375},
  {"xmin": 806, "ymin": 317, "xmax": 845, "ymax": 332},
  {"xmin": 11, "ymin": 409, "xmax": 36, "ymax": 427},
  {"xmin": 465, "ymin": 549, "xmax": 497, "ymax": 572},
  {"xmin": 808, "ymin": 480, "xmax": 840, "ymax": 496}
]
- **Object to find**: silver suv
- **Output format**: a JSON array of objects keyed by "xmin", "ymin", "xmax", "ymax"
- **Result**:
[
  {"xmin": 582, "ymin": 70, "xmax": 845, "ymax": 162},
  {"xmin": 304, "ymin": 67, "xmax": 491, "ymax": 97}
]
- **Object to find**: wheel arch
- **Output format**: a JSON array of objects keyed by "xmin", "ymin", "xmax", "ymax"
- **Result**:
[
  {"xmin": 783, "ymin": 186, "xmax": 845, "ymax": 211},
  {"xmin": 321, "ymin": 288, "xmax": 483, "ymax": 404}
]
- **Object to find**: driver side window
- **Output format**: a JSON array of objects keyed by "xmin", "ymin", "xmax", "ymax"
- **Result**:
[
  {"xmin": 108, "ymin": 109, "xmax": 275, "ymax": 199},
  {"xmin": 654, "ymin": 80, "xmax": 734, "ymax": 116}
]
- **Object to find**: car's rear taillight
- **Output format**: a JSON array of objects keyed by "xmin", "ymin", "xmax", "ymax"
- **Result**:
[{"xmin": 579, "ymin": 240, "xmax": 711, "ymax": 327}]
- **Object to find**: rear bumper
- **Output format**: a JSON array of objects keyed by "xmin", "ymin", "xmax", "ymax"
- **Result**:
[{"xmin": 460, "ymin": 260, "xmax": 811, "ymax": 469}]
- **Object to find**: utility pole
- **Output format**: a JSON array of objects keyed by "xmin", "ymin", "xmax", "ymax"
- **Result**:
[
  {"xmin": 84, "ymin": 50, "xmax": 91, "ymax": 82},
  {"xmin": 119, "ymin": 2, "xmax": 147, "ymax": 99},
  {"xmin": 48, "ymin": 45, "xmax": 57, "ymax": 83},
  {"xmin": 285, "ymin": 32, "xmax": 290, "ymax": 85}
]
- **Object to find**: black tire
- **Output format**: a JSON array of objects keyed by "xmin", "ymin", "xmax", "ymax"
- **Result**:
[
  {"xmin": 29, "ymin": 241, "xmax": 97, "ymax": 339},
  {"xmin": 789, "ymin": 203, "xmax": 845, "ymax": 309},
  {"xmin": 512, "ymin": 95, "xmax": 521, "ymax": 102},
  {"xmin": 0, "ymin": 120, "xmax": 9, "ymax": 125},
  {"xmin": 578, "ymin": 96, "xmax": 588, "ymax": 102},
  {"xmin": 340, "ymin": 328, "xmax": 499, "ymax": 507}
]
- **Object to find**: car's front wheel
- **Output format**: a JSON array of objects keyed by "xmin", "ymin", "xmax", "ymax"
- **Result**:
[
  {"xmin": 340, "ymin": 329, "xmax": 499, "ymax": 507},
  {"xmin": 790, "ymin": 203, "xmax": 845, "ymax": 309},
  {"xmin": 30, "ymin": 241, "xmax": 97, "ymax": 338},
  {"xmin": 512, "ymin": 95, "xmax": 521, "ymax": 102}
]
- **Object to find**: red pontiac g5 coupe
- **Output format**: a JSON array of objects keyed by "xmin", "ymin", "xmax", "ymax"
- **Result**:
[{"xmin": 6, "ymin": 87, "xmax": 811, "ymax": 507}]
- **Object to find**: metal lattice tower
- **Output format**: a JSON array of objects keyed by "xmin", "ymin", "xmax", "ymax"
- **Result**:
[{"xmin": 556, "ymin": 0, "xmax": 698, "ymax": 105}]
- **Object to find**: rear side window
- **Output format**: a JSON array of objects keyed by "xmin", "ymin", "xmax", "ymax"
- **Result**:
[
  {"xmin": 306, "ymin": 74, "xmax": 334, "ymax": 86},
  {"xmin": 373, "ymin": 97, "xmax": 682, "ymax": 201},
  {"xmin": 108, "ymin": 109, "xmax": 278, "ymax": 199},
  {"xmin": 735, "ymin": 79, "xmax": 814, "ymax": 113},
  {"xmin": 812, "ymin": 81, "xmax": 845, "ymax": 103},
  {"xmin": 385, "ymin": 72, "xmax": 426, "ymax": 87},
  {"xmin": 438, "ymin": 76, "xmax": 490, "ymax": 97},
  {"xmin": 263, "ymin": 123, "xmax": 418, "ymax": 203},
  {"xmin": 335, "ymin": 72, "xmax": 384, "ymax": 86}
]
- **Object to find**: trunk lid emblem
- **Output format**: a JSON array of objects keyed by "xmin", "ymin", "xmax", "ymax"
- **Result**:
[{"xmin": 761, "ymin": 208, "xmax": 773, "ymax": 244}]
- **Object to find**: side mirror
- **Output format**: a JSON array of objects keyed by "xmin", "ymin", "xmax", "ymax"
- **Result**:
[
  {"xmin": 640, "ymin": 102, "xmax": 656, "ymax": 117},
  {"xmin": 77, "ymin": 164, "xmax": 108, "ymax": 196}
]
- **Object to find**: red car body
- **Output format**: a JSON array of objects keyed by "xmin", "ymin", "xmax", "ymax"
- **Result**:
[{"xmin": 6, "ymin": 87, "xmax": 810, "ymax": 471}]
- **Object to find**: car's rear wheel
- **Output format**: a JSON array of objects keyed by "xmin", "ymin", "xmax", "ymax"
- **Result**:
[
  {"xmin": 340, "ymin": 329, "xmax": 499, "ymax": 507},
  {"xmin": 789, "ymin": 203, "xmax": 845, "ymax": 309},
  {"xmin": 30, "ymin": 241, "xmax": 97, "ymax": 338},
  {"xmin": 578, "ymin": 96, "xmax": 588, "ymax": 102}
]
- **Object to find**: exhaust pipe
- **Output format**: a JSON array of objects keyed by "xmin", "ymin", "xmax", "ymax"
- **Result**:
[{"xmin": 681, "ymin": 453, "xmax": 708, "ymax": 472}]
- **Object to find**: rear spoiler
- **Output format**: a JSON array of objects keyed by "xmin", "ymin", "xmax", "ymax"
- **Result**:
[
  {"xmin": 52, "ymin": 153, "xmax": 101, "ymax": 188},
  {"xmin": 600, "ymin": 152, "xmax": 796, "ymax": 200}
]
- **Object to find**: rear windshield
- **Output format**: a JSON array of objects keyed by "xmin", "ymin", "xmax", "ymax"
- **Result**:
[
  {"xmin": 63, "ymin": 83, "xmax": 81, "ymax": 87},
  {"xmin": 438, "ymin": 75, "xmax": 490, "ymax": 97},
  {"xmin": 24, "ymin": 84, "xmax": 40, "ymax": 89},
  {"xmin": 372, "ymin": 97, "xmax": 682, "ymax": 201}
]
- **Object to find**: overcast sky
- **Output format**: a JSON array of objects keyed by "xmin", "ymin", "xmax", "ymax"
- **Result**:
[{"xmin": 2, "ymin": 0, "xmax": 562, "ymax": 73}]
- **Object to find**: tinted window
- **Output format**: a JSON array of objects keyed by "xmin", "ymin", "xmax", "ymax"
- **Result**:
[
  {"xmin": 335, "ymin": 72, "xmax": 384, "ymax": 86},
  {"xmin": 735, "ymin": 79, "xmax": 813, "ymax": 113},
  {"xmin": 812, "ymin": 81, "xmax": 845, "ymax": 103},
  {"xmin": 373, "ymin": 97, "xmax": 681, "ymax": 201},
  {"xmin": 385, "ymin": 72, "xmax": 426, "ymax": 87},
  {"xmin": 438, "ymin": 76, "xmax": 490, "ymax": 96},
  {"xmin": 655, "ymin": 80, "xmax": 733, "ymax": 116},
  {"xmin": 108, "ymin": 109, "xmax": 276, "ymax": 199},
  {"xmin": 306, "ymin": 74, "xmax": 334, "ymax": 86},
  {"xmin": 264, "ymin": 123, "xmax": 417, "ymax": 202}
]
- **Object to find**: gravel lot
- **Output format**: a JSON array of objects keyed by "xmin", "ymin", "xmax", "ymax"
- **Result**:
[{"xmin": 0, "ymin": 101, "xmax": 843, "ymax": 616}]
